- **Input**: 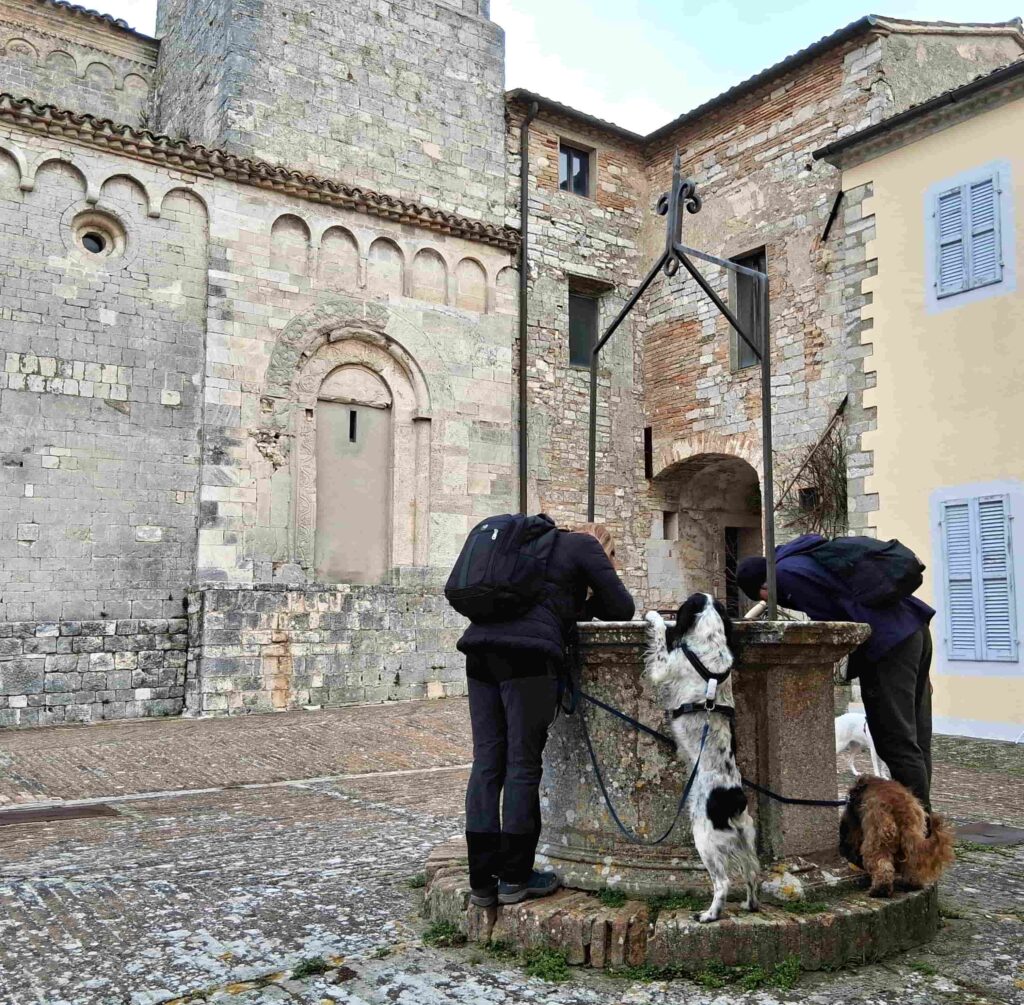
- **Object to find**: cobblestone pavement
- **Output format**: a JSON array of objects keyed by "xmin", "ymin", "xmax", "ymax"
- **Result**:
[{"xmin": 0, "ymin": 700, "xmax": 1022, "ymax": 1005}]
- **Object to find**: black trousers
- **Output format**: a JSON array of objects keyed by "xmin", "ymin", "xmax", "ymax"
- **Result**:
[
  {"xmin": 858, "ymin": 626, "xmax": 934, "ymax": 810},
  {"xmin": 465, "ymin": 673, "xmax": 558, "ymax": 888}
]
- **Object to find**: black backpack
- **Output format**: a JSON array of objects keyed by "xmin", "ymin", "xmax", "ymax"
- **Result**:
[
  {"xmin": 810, "ymin": 536, "xmax": 925, "ymax": 608},
  {"xmin": 444, "ymin": 513, "xmax": 559, "ymax": 623}
]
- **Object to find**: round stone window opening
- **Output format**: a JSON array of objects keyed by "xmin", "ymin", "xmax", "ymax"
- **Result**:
[
  {"xmin": 82, "ymin": 232, "xmax": 106, "ymax": 254},
  {"xmin": 71, "ymin": 211, "xmax": 126, "ymax": 260}
]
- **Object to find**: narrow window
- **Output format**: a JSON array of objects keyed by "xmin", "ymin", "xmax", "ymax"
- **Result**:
[
  {"xmin": 348, "ymin": 409, "xmax": 357, "ymax": 443},
  {"xmin": 941, "ymin": 495, "xmax": 1017, "ymax": 662},
  {"xmin": 643, "ymin": 426, "xmax": 653, "ymax": 480},
  {"xmin": 559, "ymin": 142, "xmax": 591, "ymax": 197},
  {"xmin": 568, "ymin": 292, "xmax": 599, "ymax": 367},
  {"xmin": 663, "ymin": 511, "xmax": 678, "ymax": 541},
  {"xmin": 798, "ymin": 487, "xmax": 819, "ymax": 512},
  {"xmin": 731, "ymin": 248, "xmax": 767, "ymax": 370}
]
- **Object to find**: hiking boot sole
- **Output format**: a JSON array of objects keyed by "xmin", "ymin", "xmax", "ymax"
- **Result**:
[{"xmin": 498, "ymin": 882, "xmax": 560, "ymax": 905}]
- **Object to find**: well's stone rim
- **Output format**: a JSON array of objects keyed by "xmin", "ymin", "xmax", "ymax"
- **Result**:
[{"xmin": 577, "ymin": 618, "xmax": 872, "ymax": 652}]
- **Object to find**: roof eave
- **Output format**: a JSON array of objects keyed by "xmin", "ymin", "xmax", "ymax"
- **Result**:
[
  {"xmin": 505, "ymin": 89, "xmax": 646, "ymax": 143},
  {"xmin": 812, "ymin": 58, "xmax": 1024, "ymax": 166}
]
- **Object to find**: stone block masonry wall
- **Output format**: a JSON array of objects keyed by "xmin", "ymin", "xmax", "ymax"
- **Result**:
[
  {"xmin": 191, "ymin": 183, "xmax": 515, "ymax": 585},
  {"xmin": 0, "ymin": 0, "xmax": 157, "ymax": 126},
  {"xmin": 154, "ymin": 0, "xmax": 507, "ymax": 223},
  {"xmin": 185, "ymin": 586, "xmax": 467, "ymax": 716},
  {"xmin": 0, "ymin": 618, "xmax": 187, "ymax": 726},
  {"xmin": 0, "ymin": 131, "xmax": 208, "ymax": 623},
  {"xmin": 835, "ymin": 181, "xmax": 878, "ymax": 535}
]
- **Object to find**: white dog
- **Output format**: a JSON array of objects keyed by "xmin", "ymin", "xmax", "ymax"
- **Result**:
[
  {"xmin": 644, "ymin": 594, "xmax": 759, "ymax": 923},
  {"xmin": 835, "ymin": 711, "xmax": 888, "ymax": 778}
]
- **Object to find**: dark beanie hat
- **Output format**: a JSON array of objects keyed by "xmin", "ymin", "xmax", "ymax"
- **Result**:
[{"xmin": 736, "ymin": 556, "xmax": 768, "ymax": 601}]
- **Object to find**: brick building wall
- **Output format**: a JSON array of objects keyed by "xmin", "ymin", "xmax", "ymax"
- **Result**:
[
  {"xmin": 0, "ymin": 0, "xmax": 156, "ymax": 126},
  {"xmin": 506, "ymin": 106, "xmax": 651, "ymax": 594},
  {"xmin": 513, "ymin": 23, "xmax": 1022, "ymax": 608}
]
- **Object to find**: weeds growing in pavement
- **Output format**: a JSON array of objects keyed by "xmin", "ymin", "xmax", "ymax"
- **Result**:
[
  {"xmin": 694, "ymin": 956, "xmax": 802, "ymax": 991},
  {"xmin": 597, "ymin": 889, "xmax": 628, "ymax": 909},
  {"xmin": 291, "ymin": 956, "xmax": 331, "ymax": 979},
  {"xmin": 422, "ymin": 921, "xmax": 466, "ymax": 948},
  {"xmin": 521, "ymin": 947, "xmax": 571, "ymax": 982}
]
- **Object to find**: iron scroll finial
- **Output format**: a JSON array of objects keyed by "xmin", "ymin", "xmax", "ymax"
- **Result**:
[{"xmin": 657, "ymin": 151, "xmax": 702, "ymax": 278}]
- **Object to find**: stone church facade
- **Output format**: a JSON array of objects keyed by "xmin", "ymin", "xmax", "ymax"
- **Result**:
[{"xmin": 0, "ymin": 0, "xmax": 1020, "ymax": 724}]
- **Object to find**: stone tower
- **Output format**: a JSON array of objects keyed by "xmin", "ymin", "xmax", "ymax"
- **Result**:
[{"xmin": 152, "ymin": 0, "xmax": 507, "ymax": 221}]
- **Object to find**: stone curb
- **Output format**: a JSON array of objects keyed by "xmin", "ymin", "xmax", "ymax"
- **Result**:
[{"xmin": 424, "ymin": 843, "xmax": 940, "ymax": 972}]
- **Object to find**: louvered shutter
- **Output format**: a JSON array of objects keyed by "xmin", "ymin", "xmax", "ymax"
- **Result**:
[
  {"xmin": 977, "ymin": 496, "xmax": 1016, "ymax": 661},
  {"xmin": 967, "ymin": 175, "xmax": 1002, "ymax": 288},
  {"xmin": 942, "ymin": 501, "xmax": 977, "ymax": 659},
  {"xmin": 936, "ymin": 186, "xmax": 967, "ymax": 298},
  {"xmin": 941, "ymin": 496, "xmax": 1018, "ymax": 662}
]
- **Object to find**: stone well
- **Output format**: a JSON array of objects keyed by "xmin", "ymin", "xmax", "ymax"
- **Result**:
[
  {"xmin": 423, "ymin": 619, "xmax": 942, "ymax": 970},
  {"xmin": 537, "ymin": 619, "xmax": 870, "ymax": 893}
]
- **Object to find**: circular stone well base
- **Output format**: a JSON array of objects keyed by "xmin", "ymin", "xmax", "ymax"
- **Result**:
[{"xmin": 423, "ymin": 841, "xmax": 939, "ymax": 972}]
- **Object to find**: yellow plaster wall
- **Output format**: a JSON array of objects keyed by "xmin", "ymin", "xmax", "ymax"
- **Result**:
[{"xmin": 844, "ymin": 95, "xmax": 1024, "ymax": 735}]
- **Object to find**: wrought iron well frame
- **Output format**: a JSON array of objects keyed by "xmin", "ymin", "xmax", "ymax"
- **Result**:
[{"xmin": 585, "ymin": 152, "xmax": 778, "ymax": 616}]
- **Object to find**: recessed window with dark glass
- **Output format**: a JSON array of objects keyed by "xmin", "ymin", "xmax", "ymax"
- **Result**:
[
  {"xmin": 568, "ymin": 292, "xmax": 599, "ymax": 367},
  {"xmin": 731, "ymin": 248, "xmax": 767, "ymax": 370},
  {"xmin": 559, "ymin": 142, "xmax": 591, "ymax": 197}
]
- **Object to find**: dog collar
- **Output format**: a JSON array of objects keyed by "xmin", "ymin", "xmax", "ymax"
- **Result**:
[{"xmin": 679, "ymin": 642, "xmax": 732, "ymax": 683}]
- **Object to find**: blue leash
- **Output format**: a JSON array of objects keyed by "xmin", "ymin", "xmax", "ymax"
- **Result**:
[
  {"xmin": 577, "ymin": 696, "xmax": 708, "ymax": 845},
  {"xmin": 575, "ymin": 688, "xmax": 847, "ymax": 811}
]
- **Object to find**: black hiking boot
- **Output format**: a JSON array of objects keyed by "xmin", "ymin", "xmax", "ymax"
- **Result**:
[{"xmin": 497, "ymin": 870, "xmax": 560, "ymax": 905}]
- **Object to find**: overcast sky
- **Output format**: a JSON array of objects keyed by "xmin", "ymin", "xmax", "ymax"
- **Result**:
[{"xmin": 92, "ymin": 1, "xmax": 1021, "ymax": 133}]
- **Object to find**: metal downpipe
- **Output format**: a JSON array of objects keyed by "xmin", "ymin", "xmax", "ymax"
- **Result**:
[{"xmin": 518, "ymin": 101, "xmax": 539, "ymax": 515}]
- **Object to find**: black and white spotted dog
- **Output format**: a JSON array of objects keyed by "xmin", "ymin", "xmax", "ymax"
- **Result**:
[{"xmin": 644, "ymin": 593, "xmax": 760, "ymax": 923}]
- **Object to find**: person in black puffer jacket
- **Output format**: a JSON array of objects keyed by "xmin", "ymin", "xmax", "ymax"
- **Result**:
[{"xmin": 457, "ymin": 521, "xmax": 635, "ymax": 907}]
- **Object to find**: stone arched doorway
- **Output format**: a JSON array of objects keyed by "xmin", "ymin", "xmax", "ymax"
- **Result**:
[
  {"xmin": 314, "ymin": 365, "xmax": 393, "ymax": 584},
  {"xmin": 647, "ymin": 453, "xmax": 763, "ymax": 614},
  {"xmin": 289, "ymin": 331, "xmax": 431, "ymax": 583}
]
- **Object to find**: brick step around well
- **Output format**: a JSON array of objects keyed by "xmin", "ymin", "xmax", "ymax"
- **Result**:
[{"xmin": 423, "ymin": 841, "xmax": 939, "ymax": 972}]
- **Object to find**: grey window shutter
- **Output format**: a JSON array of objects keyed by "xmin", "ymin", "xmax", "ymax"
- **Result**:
[
  {"xmin": 942, "ymin": 500, "xmax": 978, "ymax": 659},
  {"xmin": 967, "ymin": 174, "xmax": 1002, "ymax": 288},
  {"xmin": 936, "ymin": 185, "xmax": 967, "ymax": 298},
  {"xmin": 977, "ymin": 495, "xmax": 1017, "ymax": 662}
]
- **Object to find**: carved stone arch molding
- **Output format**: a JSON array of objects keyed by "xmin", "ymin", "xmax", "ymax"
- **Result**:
[{"xmin": 259, "ymin": 296, "xmax": 433, "ymax": 579}]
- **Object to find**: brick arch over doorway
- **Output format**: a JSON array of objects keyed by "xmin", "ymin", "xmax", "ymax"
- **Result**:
[{"xmin": 652, "ymin": 431, "xmax": 763, "ymax": 482}]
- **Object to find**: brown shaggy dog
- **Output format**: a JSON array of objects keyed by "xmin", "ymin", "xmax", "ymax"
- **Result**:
[{"xmin": 839, "ymin": 776, "xmax": 955, "ymax": 898}]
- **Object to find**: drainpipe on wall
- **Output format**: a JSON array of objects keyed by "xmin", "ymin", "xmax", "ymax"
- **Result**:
[{"xmin": 518, "ymin": 101, "xmax": 539, "ymax": 515}]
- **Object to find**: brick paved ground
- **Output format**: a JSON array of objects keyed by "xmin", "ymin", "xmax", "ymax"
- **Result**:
[{"xmin": 0, "ymin": 699, "xmax": 1022, "ymax": 1005}]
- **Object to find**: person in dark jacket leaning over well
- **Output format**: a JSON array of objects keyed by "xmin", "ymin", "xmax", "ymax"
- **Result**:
[
  {"xmin": 737, "ymin": 535, "xmax": 936, "ymax": 810},
  {"xmin": 457, "ymin": 519, "xmax": 635, "ymax": 907}
]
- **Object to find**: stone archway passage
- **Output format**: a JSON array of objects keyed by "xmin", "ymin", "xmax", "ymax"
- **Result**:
[{"xmin": 648, "ymin": 452, "xmax": 762, "ymax": 613}]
